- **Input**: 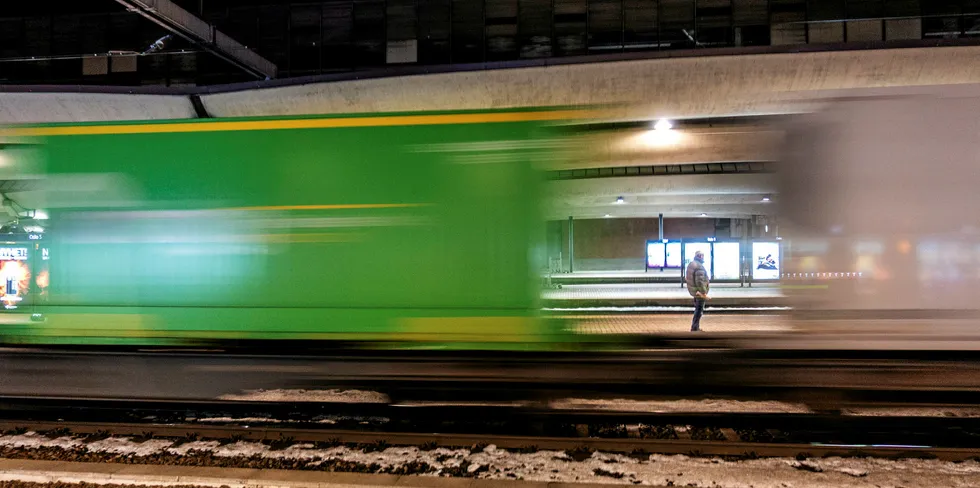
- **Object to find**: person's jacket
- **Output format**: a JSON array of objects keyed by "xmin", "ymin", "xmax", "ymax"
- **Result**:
[{"xmin": 685, "ymin": 259, "xmax": 710, "ymax": 297}]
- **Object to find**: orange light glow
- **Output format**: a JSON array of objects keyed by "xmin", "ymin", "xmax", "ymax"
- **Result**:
[
  {"xmin": 897, "ymin": 240, "xmax": 912, "ymax": 254},
  {"xmin": 0, "ymin": 260, "xmax": 30, "ymax": 307},
  {"xmin": 36, "ymin": 270, "xmax": 49, "ymax": 289}
]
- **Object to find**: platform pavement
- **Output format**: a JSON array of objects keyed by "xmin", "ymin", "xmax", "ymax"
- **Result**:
[
  {"xmin": 0, "ymin": 458, "xmax": 649, "ymax": 488},
  {"xmin": 566, "ymin": 313, "xmax": 794, "ymax": 335},
  {"xmin": 542, "ymin": 283, "xmax": 786, "ymax": 309}
]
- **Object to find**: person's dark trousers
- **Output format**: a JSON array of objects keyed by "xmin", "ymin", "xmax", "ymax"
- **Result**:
[{"xmin": 691, "ymin": 297, "xmax": 705, "ymax": 331}]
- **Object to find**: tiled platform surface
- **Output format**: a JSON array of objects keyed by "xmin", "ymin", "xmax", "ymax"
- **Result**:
[
  {"xmin": 0, "ymin": 458, "xmax": 635, "ymax": 488},
  {"xmin": 542, "ymin": 284, "xmax": 786, "ymax": 308},
  {"xmin": 568, "ymin": 313, "xmax": 793, "ymax": 335}
]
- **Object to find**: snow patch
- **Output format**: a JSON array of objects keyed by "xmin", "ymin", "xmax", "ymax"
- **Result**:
[
  {"xmin": 217, "ymin": 389, "xmax": 389, "ymax": 403},
  {"xmin": 0, "ymin": 431, "xmax": 977, "ymax": 487}
]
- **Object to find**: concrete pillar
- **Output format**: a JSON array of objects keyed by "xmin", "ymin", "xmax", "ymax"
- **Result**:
[{"xmin": 658, "ymin": 213, "xmax": 664, "ymax": 241}]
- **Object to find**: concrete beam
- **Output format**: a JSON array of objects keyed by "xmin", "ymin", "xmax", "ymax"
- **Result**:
[
  {"xmin": 202, "ymin": 45, "xmax": 980, "ymax": 118},
  {"xmin": 549, "ymin": 173, "xmax": 777, "ymax": 198},
  {"xmin": 547, "ymin": 173, "xmax": 777, "ymax": 219},
  {"xmin": 0, "ymin": 93, "xmax": 194, "ymax": 123},
  {"xmin": 554, "ymin": 194, "xmax": 774, "ymax": 207},
  {"xmin": 546, "ymin": 204, "xmax": 770, "ymax": 220}
]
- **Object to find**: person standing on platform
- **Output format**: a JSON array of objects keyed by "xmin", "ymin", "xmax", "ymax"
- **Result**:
[{"xmin": 685, "ymin": 250, "xmax": 710, "ymax": 332}]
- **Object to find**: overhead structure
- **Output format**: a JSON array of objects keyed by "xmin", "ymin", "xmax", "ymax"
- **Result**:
[{"xmin": 113, "ymin": 0, "xmax": 277, "ymax": 80}]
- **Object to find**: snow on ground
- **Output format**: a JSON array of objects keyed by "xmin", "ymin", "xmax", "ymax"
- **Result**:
[
  {"xmin": 217, "ymin": 389, "xmax": 389, "ymax": 403},
  {"xmin": 0, "ymin": 432, "xmax": 978, "ymax": 487},
  {"xmin": 551, "ymin": 398, "xmax": 812, "ymax": 414}
]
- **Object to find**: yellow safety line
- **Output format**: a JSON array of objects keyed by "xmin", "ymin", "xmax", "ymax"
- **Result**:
[
  {"xmin": 222, "ymin": 203, "xmax": 426, "ymax": 211},
  {"xmin": 2, "ymin": 110, "xmax": 598, "ymax": 137}
]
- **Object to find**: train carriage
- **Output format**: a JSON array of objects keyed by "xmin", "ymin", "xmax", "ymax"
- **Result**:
[{"xmin": 0, "ymin": 108, "xmax": 588, "ymax": 350}]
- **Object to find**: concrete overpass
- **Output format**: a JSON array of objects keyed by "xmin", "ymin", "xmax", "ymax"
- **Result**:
[{"xmin": 3, "ymin": 44, "xmax": 980, "ymax": 220}]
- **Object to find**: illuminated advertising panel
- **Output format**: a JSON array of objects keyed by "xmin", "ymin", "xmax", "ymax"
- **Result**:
[
  {"xmin": 665, "ymin": 242, "xmax": 682, "ymax": 268},
  {"xmin": 684, "ymin": 242, "xmax": 712, "ymax": 279},
  {"xmin": 0, "ymin": 247, "xmax": 30, "ymax": 310},
  {"xmin": 646, "ymin": 241, "xmax": 665, "ymax": 268},
  {"xmin": 752, "ymin": 242, "xmax": 781, "ymax": 280},
  {"xmin": 713, "ymin": 242, "xmax": 741, "ymax": 280}
]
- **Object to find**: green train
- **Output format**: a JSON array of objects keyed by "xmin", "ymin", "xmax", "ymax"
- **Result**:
[{"xmin": 0, "ymin": 108, "xmax": 592, "ymax": 350}]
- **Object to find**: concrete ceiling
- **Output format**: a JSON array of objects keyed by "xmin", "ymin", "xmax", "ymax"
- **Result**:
[
  {"xmin": 544, "ymin": 119, "xmax": 780, "ymax": 220},
  {"xmin": 546, "ymin": 172, "xmax": 777, "ymax": 220},
  {"xmin": 543, "ymin": 126, "xmax": 779, "ymax": 171}
]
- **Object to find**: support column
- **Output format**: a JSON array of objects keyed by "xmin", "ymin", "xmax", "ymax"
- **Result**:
[
  {"xmin": 568, "ymin": 216, "xmax": 574, "ymax": 274},
  {"xmin": 658, "ymin": 213, "xmax": 664, "ymax": 240}
]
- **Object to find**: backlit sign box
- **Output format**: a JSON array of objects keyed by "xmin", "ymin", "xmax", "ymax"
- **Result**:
[{"xmin": 0, "ymin": 248, "xmax": 28, "ymax": 261}]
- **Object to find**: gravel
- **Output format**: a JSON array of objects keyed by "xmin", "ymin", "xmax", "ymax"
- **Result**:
[{"xmin": 0, "ymin": 432, "xmax": 977, "ymax": 487}]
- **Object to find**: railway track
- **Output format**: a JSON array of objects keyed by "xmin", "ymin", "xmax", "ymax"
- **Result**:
[
  {"xmin": 7, "ymin": 346, "xmax": 980, "ymax": 408},
  {"xmin": 1, "ymin": 419, "xmax": 979, "ymax": 462},
  {"xmin": 1, "ymin": 397, "xmax": 980, "ymax": 456}
]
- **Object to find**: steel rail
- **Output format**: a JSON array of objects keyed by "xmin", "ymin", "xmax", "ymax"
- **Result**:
[{"xmin": 1, "ymin": 397, "xmax": 980, "ymax": 450}]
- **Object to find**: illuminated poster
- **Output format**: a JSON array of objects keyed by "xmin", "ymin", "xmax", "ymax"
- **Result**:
[
  {"xmin": 752, "ymin": 242, "xmax": 781, "ymax": 280},
  {"xmin": 646, "ymin": 241, "xmax": 666, "ymax": 268},
  {"xmin": 0, "ymin": 249, "xmax": 30, "ymax": 310},
  {"xmin": 684, "ymin": 242, "xmax": 712, "ymax": 278},
  {"xmin": 665, "ymin": 242, "xmax": 682, "ymax": 268},
  {"xmin": 714, "ymin": 242, "xmax": 741, "ymax": 280}
]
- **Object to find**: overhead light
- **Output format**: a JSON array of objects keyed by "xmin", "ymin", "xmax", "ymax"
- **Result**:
[
  {"xmin": 33, "ymin": 210, "xmax": 49, "ymax": 220},
  {"xmin": 699, "ymin": 213, "xmax": 708, "ymax": 218},
  {"xmin": 662, "ymin": 239, "xmax": 668, "ymax": 243},
  {"xmin": 762, "ymin": 196, "xmax": 771, "ymax": 202},
  {"xmin": 615, "ymin": 196, "xmax": 625, "ymax": 204},
  {"xmin": 765, "ymin": 224, "xmax": 769, "ymax": 233},
  {"xmin": 642, "ymin": 119, "xmax": 681, "ymax": 147},
  {"xmin": 604, "ymin": 214, "xmax": 612, "ymax": 218}
]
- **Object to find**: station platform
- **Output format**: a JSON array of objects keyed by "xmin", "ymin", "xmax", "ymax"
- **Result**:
[
  {"xmin": 542, "ymin": 283, "xmax": 787, "ymax": 309},
  {"xmin": 567, "ymin": 313, "xmax": 793, "ymax": 335},
  {"xmin": 548, "ymin": 270, "xmax": 685, "ymax": 285}
]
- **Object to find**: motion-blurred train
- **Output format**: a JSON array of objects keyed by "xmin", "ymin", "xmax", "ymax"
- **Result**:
[
  {"xmin": 2, "ymin": 87, "xmax": 980, "ymax": 354},
  {"xmin": 0, "ymin": 109, "xmax": 589, "ymax": 350},
  {"xmin": 777, "ymin": 85, "xmax": 980, "ymax": 350}
]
